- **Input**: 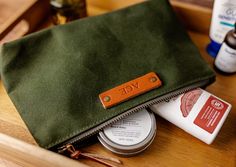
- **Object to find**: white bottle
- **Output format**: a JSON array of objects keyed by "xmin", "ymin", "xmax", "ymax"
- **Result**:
[
  {"xmin": 150, "ymin": 88, "xmax": 231, "ymax": 144},
  {"xmin": 207, "ymin": 0, "xmax": 236, "ymax": 57}
]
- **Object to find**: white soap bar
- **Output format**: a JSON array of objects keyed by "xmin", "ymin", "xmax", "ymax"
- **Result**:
[{"xmin": 150, "ymin": 88, "xmax": 231, "ymax": 144}]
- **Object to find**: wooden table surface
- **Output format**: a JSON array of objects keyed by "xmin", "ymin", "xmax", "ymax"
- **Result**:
[{"xmin": 0, "ymin": 1, "xmax": 236, "ymax": 167}]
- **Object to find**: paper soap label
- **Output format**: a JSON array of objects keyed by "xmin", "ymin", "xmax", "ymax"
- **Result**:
[
  {"xmin": 180, "ymin": 89, "xmax": 203, "ymax": 117},
  {"xmin": 194, "ymin": 95, "xmax": 228, "ymax": 134}
]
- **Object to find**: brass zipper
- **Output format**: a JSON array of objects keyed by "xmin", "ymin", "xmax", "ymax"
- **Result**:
[{"xmin": 57, "ymin": 79, "xmax": 211, "ymax": 152}]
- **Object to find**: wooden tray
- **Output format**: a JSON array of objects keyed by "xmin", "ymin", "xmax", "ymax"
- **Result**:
[
  {"xmin": 1, "ymin": 1, "xmax": 236, "ymax": 167},
  {"xmin": 0, "ymin": 0, "xmax": 49, "ymax": 43}
]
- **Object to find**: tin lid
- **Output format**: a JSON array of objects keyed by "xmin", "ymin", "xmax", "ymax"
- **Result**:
[{"xmin": 98, "ymin": 109, "xmax": 156, "ymax": 156}]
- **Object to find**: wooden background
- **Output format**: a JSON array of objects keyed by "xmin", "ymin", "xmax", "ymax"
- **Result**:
[{"xmin": 0, "ymin": 0, "xmax": 236, "ymax": 167}]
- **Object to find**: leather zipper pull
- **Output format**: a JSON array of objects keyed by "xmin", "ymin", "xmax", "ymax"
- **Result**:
[{"xmin": 59, "ymin": 144, "xmax": 122, "ymax": 167}]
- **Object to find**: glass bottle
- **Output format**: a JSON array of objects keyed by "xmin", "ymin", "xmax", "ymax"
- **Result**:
[
  {"xmin": 214, "ymin": 23, "xmax": 236, "ymax": 74},
  {"xmin": 50, "ymin": 0, "xmax": 87, "ymax": 25}
]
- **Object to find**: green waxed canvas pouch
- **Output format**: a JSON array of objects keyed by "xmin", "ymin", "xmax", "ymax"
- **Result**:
[{"xmin": 0, "ymin": 0, "xmax": 215, "ymax": 151}]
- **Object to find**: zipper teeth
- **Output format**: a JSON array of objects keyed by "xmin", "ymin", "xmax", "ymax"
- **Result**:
[{"xmin": 57, "ymin": 80, "xmax": 209, "ymax": 151}]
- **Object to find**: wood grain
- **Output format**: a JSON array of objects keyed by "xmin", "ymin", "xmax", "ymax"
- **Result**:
[
  {"xmin": 0, "ymin": 1, "xmax": 235, "ymax": 167},
  {"xmin": 0, "ymin": 0, "xmax": 49, "ymax": 40},
  {"xmin": 171, "ymin": 0, "xmax": 212, "ymax": 34},
  {"xmin": 172, "ymin": 0, "xmax": 213, "ymax": 8},
  {"xmin": 0, "ymin": 133, "xmax": 89, "ymax": 167},
  {"xmin": 0, "ymin": 159, "xmax": 23, "ymax": 167},
  {"xmin": 87, "ymin": 0, "xmax": 212, "ymax": 34},
  {"xmin": 0, "ymin": 0, "xmax": 36, "ymax": 39},
  {"xmin": 0, "ymin": 0, "xmax": 34, "ymax": 31}
]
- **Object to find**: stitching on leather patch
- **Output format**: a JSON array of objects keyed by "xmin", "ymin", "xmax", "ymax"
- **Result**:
[{"xmin": 99, "ymin": 72, "xmax": 162, "ymax": 109}]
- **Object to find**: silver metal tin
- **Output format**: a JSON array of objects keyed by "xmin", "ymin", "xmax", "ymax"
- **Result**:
[{"xmin": 98, "ymin": 109, "xmax": 156, "ymax": 156}]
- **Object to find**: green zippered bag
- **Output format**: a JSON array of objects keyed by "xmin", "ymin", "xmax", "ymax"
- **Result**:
[{"xmin": 0, "ymin": 0, "xmax": 215, "ymax": 151}]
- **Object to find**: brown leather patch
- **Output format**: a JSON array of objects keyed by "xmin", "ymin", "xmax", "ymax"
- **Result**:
[{"xmin": 99, "ymin": 72, "xmax": 162, "ymax": 109}]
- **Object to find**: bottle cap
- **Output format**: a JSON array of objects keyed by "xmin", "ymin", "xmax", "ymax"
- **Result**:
[{"xmin": 207, "ymin": 39, "xmax": 221, "ymax": 58}]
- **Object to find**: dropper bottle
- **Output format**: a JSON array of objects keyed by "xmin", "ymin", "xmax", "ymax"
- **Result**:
[{"xmin": 214, "ymin": 23, "xmax": 236, "ymax": 74}]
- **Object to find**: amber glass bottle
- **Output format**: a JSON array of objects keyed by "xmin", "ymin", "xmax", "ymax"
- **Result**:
[
  {"xmin": 50, "ymin": 0, "xmax": 87, "ymax": 25},
  {"xmin": 214, "ymin": 23, "xmax": 236, "ymax": 74}
]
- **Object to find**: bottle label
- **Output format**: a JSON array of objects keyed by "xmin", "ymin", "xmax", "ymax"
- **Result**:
[
  {"xmin": 194, "ymin": 96, "xmax": 228, "ymax": 134},
  {"xmin": 210, "ymin": 0, "xmax": 236, "ymax": 43},
  {"xmin": 215, "ymin": 43, "xmax": 236, "ymax": 73}
]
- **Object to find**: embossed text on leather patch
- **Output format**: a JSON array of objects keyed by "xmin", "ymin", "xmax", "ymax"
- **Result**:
[{"xmin": 99, "ymin": 72, "xmax": 162, "ymax": 109}]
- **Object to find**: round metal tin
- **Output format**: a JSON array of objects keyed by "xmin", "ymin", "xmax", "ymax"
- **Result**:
[{"xmin": 98, "ymin": 109, "xmax": 156, "ymax": 156}]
